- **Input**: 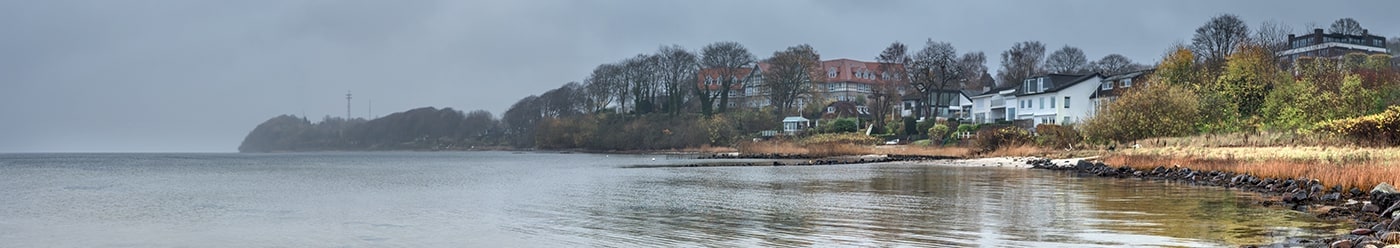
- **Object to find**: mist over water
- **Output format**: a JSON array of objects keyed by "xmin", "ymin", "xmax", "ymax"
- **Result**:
[{"xmin": 0, "ymin": 152, "xmax": 1341, "ymax": 247}]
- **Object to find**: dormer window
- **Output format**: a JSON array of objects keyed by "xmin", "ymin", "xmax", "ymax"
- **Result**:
[
  {"xmin": 1123, "ymin": 78, "xmax": 1133, "ymax": 88},
  {"xmin": 828, "ymin": 67, "xmax": 838, "ymax": 78},
  {"xmin": 1037, "ymin": 78, "xmax": 1045, "ymax": 92},
  {"xmin": 1102, "ymin": 81, "xmax": 1112, "ymax": 90}
]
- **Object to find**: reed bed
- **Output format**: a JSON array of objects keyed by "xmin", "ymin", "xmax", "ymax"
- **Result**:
[{"xmin": 1104, "ymin": 154, "xmax": 1400, "ymax": 190}]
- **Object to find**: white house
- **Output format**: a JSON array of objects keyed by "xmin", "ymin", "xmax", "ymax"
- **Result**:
[
  {"xmin": 967, "ymin": 73, "xmax": 1102, "ymax": 127},
  {"xmin": 968, "ymin": 84, "xmax": 1019, "ymax": 124}
]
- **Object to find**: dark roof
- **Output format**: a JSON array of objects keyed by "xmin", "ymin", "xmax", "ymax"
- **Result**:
[
  {"xmin": 1102, "ymin": 69, "xmax": 1155, "ymax": 81},
  {"xmin": 1017, "ymin": 73, "xmax": 1101, "ymax": 96},
  {"xmin": 971, "ymin": 83, "xmax": 1019, "ymax": 97}
]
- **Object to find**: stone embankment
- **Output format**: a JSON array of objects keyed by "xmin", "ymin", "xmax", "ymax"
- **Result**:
[{"xmin": 1029, "ymin": 159, "xmax": 1400, "ymax": 248}]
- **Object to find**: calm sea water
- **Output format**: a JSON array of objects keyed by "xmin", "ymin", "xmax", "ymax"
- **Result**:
[{"xmin": 0, "ymin": 152, "xmax": 1342, "ymax": 247}]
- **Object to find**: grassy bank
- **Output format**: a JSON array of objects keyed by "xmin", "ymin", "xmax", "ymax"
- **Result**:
[{"xmin": 1102, "ymin": 145, "xmax": 1400, "ymax": 190}]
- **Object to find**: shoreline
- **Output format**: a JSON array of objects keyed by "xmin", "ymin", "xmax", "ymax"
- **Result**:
[{"xmin": 1027, "ymin": 158, "xmax": 1400, "ymax": 247}]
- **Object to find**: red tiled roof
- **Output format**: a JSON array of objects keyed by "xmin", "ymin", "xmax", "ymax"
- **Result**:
[{"xmin": 696, "ymin": 68, "xmax": 751, "ymax": 90}]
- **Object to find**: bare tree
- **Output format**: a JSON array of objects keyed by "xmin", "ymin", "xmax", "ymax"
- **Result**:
[
  {"xmin": 622, "ymin": 54, "xmax": 661, "ymax": 115},
  {"xmin": 1253, "ymin": 20, "xmax": 1295, "ymax": 56},
  {"xmin": 873, "ymin": 42, "xmax": 910, "ymax": 132},
  {"xmin": 1045, "ymin": 45, "xmax": 1089, "ymax": 74},
  {"xmin": 996, "ymin": 41, "xmax": 1046, "ymax": 88},
  {"xmin": 699, "ymin": 42, "xmax": 756, "ymax": 115},
  {"xmin": 1092, "ymin": 54, "xmax": 1144, "ymax": 75},
  {"xmin": 1329, "ymin": 18, "xmax": 1364, "ymax": 35},
  {"xmin": 583, "ymin": 63, "xmax": 622, "ymax": 113},
  {"xmin": 910, "ymin": 39, "xmax": 962, "ymax": 119},
  {"xmin": 957, "ymin": 52, "xmax": 990, "ymax": 91},
  {"xmin": 539, "ymin": 82, "xmax": 584, "ymax": 118},
  {"xmin": 654, "ymin": 45, "xmax": 698, "ymax": 116},
  {"xmin": 1191, "ymin": 14, "xmax": 1250, "ymax": 65},
  {"xmin": 762, "ymin": 44, "xmax": 824, "ymax": 116}
]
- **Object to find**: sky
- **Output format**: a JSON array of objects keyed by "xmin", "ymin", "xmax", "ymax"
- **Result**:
[{"xmin": 1, "ymin": 0, "xmax": 1396, "ymax": 152}]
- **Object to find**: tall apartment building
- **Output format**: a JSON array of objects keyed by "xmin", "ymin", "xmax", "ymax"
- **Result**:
[{"xmin": 1278, "ymin": 28, "xmax": 1389, "ymax": 68}]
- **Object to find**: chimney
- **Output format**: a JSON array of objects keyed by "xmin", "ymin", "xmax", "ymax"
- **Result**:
[
  {"xmin": 1314, "ymin": 28, "xmax": 1324, "ymax": 44},
  {"xmin": 1363, "ymin": 29, "xmax": 1369, "ymax": 37}
]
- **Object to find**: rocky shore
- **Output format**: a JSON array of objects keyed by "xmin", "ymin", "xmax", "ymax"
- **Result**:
[{"xmin": 1028, "ymin": 159, "xmax": 1400, "ymax": 248}]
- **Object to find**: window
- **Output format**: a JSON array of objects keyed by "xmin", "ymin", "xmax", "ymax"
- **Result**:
[
  {"xmin": 1102, "ymin": 82, "xmax": 1112, "ymax": 90},
  {"xmin": 1037, "ymin": 78, "xmax": 1045, "ymax": 92},
  {"xmin": 827, "ymin": 106, "xmax": 835, "ymax": 113},
  {"xmin": 1050, "ymin": 97, "xmax": 1056, "ymax": 108},
  {"xmin": 1064, "ymin": 96, "xmax": 1070, "ymax": 108},
  {"xmin": 828, "ymin": 67, "xmax": 838, "ymax": 78},
  {"xmin": 1063, "ymin": 116, "xmax": 1071, "ymax": 124},
  {"xmin": 1123, "ymin": 78, "xmax": 1133, "ymax": 88},
  {"xmin": 1039, "ymin": 97, "xmax": 1045, "ymax": 109}
]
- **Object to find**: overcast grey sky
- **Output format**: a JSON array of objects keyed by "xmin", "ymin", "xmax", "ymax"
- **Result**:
[{"xmin": 1, "ymin": 0, "xmax": 1395, "ymax": 152}]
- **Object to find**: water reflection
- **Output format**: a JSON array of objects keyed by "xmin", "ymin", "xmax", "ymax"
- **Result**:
[{"xmin": 517, "ymin": 163, "xmax": 1342, "ymax": 247}]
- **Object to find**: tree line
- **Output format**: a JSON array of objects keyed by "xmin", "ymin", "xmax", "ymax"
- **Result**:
[
  {"xmin": 1083, "ymin": 16, "xmax": 1400, "ymax": 143},
  {"xmin": 240, "ymin": 14, "xmax": 1400, "ymax": 152}
]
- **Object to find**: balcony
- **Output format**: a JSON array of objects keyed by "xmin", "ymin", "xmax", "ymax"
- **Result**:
[{"xmin": 990, "ymin": 99, "xmax": 1005, "ymax": 108}]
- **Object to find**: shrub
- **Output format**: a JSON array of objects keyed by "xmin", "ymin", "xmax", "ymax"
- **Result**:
[
  {"xmin": 928, "ymin": 124, "xmax": 950, "ymax": 143},
  {"xmin": 973, "ymin": 126, "xmax": 1033, "ymax": 153},
  {"xmin": 903, "ymin": 117, "xmax": 918, "ymax": 136},
  {"xmin": 916, "ymin": 120, "xmax": 936, "ymax": 136},
  {"xmin": 1034, "ymin": 124, "xmax": 1080, "ymax": 149},
  {"xmin": 1082, "ymin": 79, "xmax": 1200, "ymax": 143},
  {"xmin": 1316, "ymin": 106, "xmax": 1400, "ymax": 146},
  {"xmin": 829, "ymin": 118, "xmax": 858, "ymax": 133}
]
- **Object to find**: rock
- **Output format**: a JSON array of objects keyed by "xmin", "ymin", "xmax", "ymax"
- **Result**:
[
  {"xmin": 1324, "ymin": 192, "xmax": 1343, "ymax": 202},
  {"xmin": 1332, "ymin": 239, "xmax": 1353, "ymax": 248},
  {"xmin": 1354, "ymin": 228, "xmax": 1376, "ymax": 235},
  {"xmin": 1376, "ymin": 183, "xmax": 1399, "ymax": 195},
  {"xmin": 1380, "ymin": 232, "xmax": 1400, "ymax": 244},
  {"xmin": 1384, "ymin": 201, "xmax": 1400, "ymax": 218},
  {"xmin": 1367, "ymin": 203, "xmax": 1384, "ymax": 213}
]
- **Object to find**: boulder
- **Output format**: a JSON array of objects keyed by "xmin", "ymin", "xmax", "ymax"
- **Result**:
[
  {"xmin": 1332, "ymin": 239, "xmax": 1353, "ymax": 248},
  {"xmin": 1375, "ymin": 183, "xmax": 1399, "ymax": 195},
  {"xmin": 1366, "ymin": 203, "xmax": 1383, "ymax": 213}
]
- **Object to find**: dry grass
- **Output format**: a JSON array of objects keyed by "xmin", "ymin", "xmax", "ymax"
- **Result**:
[
  {"xmin": 1119, "ymin": 146, "xmax": 1400, "ymax": 164},
  {"xmin": 980, "ymin": 145, "xmax": 1049, "ymax": 158},
  {"xmin": 671, "ymin": 145, "xmax": 739, "ymax": 153},
  {"xmin": 1135, "ymin": 132, "xmax": 1352, "ymax": 148},
  {"xmin": 1105, "ymin": 154, "xmax": 1400, "ymax": 190},
  {"xmin": 874, "ymin": 145, "xmax": 970, "ymax": 158}
]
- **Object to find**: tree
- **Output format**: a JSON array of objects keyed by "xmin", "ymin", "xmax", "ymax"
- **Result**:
[
  {"xmin": 762, "ymin": 44, "xmax": 824, "ymax": 116},
  {"xmin": 654, "ymin": 45, "xmax": 698, "ymax": 116},
  {"xmin": 1191, "ymin": 14, "xmax": 1250, "ymax": 66},
  {"xmin": 1212, "ymin": 44, "xmax": 1282, "ymax": 119},
  {"xmin": 1329, "ymin": 18, "xmax": 1364, "ymax": 36},
  {"xmin": 1092, "ymin": 54, "xmax": 1143, "ymax": 75},
  {"xmin": 699, "ymin": 42, "xmax": 756, "ymax": 115},
  {"xmin": 1156, "ymin": 45, "xmax": 1201, "ymax": 88},
  {"xmin": 503, "ymin": 95, "xmax": 543, "ymax": 147},
  {"xmin": 583, "ymin": 64, "xmax": 622, "ymax": 113},
  {"xmin": 462, "ymin": 110, "xmax": 498, "ymax": 142},
  {"xmin": 1082, "ymin": 79, "xmax": 1200, "ymax": 143},
  {"xmin": 873, "ymin": 42, "xmax": 911, "ymax": 132},
  {"xmin": 1253, "ymin": 20, "xmax": 1294, "ymax": 56},
  {"xmin": 957, "ymin": 51, "xmax": 992, "ymax": 90},
  {"xmin": 539, "ymin": 82, "xmax": 584, "ymax": 118},
  {"xmin": 619, "ymin": 54, "xmax": 660, "ymax": 115},
  {"xmin": 1045, "ymin": 45, "xmax": 1089, "ymax": 74},
  {"xmin": 997, "ymin": 41, "xmax": 1046, "ymax": 87},
  {"xmin": 910, "ymin": 39, "xmax": 962, "ymax": 119}
]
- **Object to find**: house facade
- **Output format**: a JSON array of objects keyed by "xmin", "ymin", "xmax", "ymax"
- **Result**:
[
  {"xmin": 1278, "ymin": 28, "xmax": 1389, "ymax": 69},
  {"xmin": 697, "ymin": 58, "xmax": 910, "ymax": 114},
  {"xmin": 1089, "ymin": 69, "xmax": 1155, "ymax": 116},
  {"xmin": 966, "ymin": 73, "xmax": 1102, "ymax": 128}
]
